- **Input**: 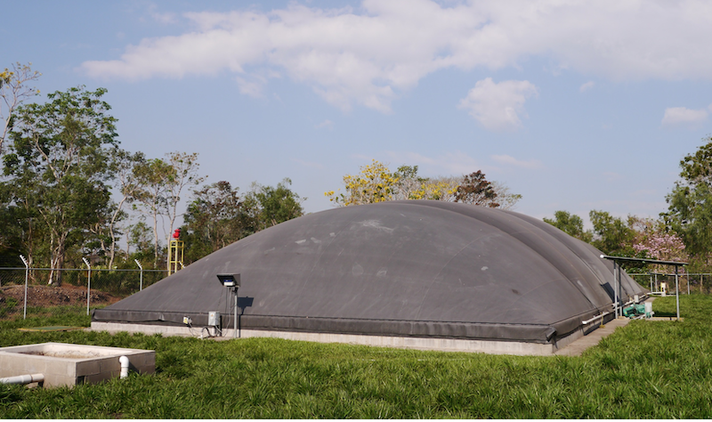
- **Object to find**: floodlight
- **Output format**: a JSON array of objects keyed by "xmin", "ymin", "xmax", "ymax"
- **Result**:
[
  {"xmin": 217, "ymin": 274, "xmax": 241, "ymax": 288},
  {"xmin": 217, "ymin": 273, "xmax": 241, "ymax": 339}
]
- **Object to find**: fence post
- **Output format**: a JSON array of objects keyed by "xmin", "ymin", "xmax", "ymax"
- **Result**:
[
  {"xmin": 82, "ymin": 257, "xmax": 91, "ymax": 316},
  {"xmin": 134, "ymin": 259, "xmax": 143, "ymax": 291},
  {"xmin": 675, "ymin": 267, "xmax": 680, "ymax": 320},
  {"xmin": 20, "ymin": 255, "xmax": 29, "ymax": 320}
]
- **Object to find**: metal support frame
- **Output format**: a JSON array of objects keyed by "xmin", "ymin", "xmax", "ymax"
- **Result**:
[
  {"xmin": 233, "ymin": 286, "xmax": 239, "ymax": 339},
  {"xmin": 168, "ymin": 239, "xmax": 184, "ymax": 276},
  {"xmin": 600, "ymin": 255, "xmax": 687, "ymax": 321}
]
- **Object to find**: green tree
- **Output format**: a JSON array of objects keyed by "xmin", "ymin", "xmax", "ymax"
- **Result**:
[
  {"xmin": 664, "ymin": 136, "xmax": 712, "ymax": 268},
  {"xmin": 589, "ymin": 210, "xmax": 636, "ymax": 257},
  {"xmin": 182, "ymin": 179, "xmax": 304, "ymax": 263},
  {"xmin": 2, "ymin": 86, "xmax": 118, "ymax": 284},
  {"xmin": 0, "ymin": 183, "xmax": 43, "ymax": 268},
  {"xmin": 126, "ymin": 219, "xmax": 156, "ymax": 265},
  {"xmin": 249, "ymin": 178, "xmax": 304, "ymax": 231},
  {"xmin": 182, "ymin": 181, "xmax": 251, "ymax": 263},
  {"xmin": 543, "ymin": 210, "xmax": 593, "ymax": 242}
]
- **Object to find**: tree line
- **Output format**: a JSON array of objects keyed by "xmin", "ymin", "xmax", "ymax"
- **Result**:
[
  {"xmin": 325, "ymin": 159, "xmax": 522, "ymax": 209},
  {"xmin": 0, "ymin": 63, "xmax": 304, "ymax": 285}
]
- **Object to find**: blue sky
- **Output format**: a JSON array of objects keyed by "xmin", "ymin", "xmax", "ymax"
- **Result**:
[{"xmin": 3, "ymin": 0, "xmax": 712, "ymax": 230}]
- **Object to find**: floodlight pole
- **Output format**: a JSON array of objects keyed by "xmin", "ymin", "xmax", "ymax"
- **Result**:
[
  {"xmin": 20, "ymin": 255, "xmax": 29, "ymax": 320},
  {"xmin": 134, "ymin": 259, "xmax": 143, "ymax": 291},
  {"xmin": 234, "ymin": 285, "xmax": 239, "ymax": 339},
  {"xmin": 82, "ymin": 257, "xmax": 91, "ymax": 316}
]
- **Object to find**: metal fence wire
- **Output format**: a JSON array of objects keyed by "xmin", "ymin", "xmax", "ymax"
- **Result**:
[
  {"xmin": 0, "ymin": 267, "xmax": 168, "ymax": 296},
  {"xmin": 628, "ymin": 272, "xmax": 712, "ymax": 295}
]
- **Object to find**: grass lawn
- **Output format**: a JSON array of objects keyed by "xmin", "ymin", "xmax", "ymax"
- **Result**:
[{"xmin": 1, "ymin": 296, "xmax": 712, "ymax": 418}]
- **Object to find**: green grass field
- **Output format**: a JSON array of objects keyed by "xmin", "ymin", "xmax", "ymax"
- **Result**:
[{"xmin": 1, "ymin": 296, "xmax": 711, "ymax": 418}]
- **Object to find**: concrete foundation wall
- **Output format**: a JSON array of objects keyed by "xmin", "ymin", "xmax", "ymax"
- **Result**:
[{"xmin": 91, "ymin": 321, "xmax": 588, "ymax": 356}]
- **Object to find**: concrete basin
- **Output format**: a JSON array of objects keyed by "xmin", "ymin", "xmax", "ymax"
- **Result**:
[{"xmin": 0, "ymin": 342, "xmax": 155, "ymax": 387}]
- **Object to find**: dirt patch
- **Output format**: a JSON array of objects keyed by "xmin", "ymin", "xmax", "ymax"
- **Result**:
[{"xmin": 0, "ymin": 284, "xmax": 122, "ymax": 316}]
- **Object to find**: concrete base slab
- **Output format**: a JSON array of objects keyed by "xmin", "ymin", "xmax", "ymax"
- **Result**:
[
  {"xmin": 0, "ymin": 342, "xmax": 155, "ymax": 388},
  {"xmin": 92, "ymin": 321, "xmax": 586, "ymax": 356},
  {"xmin": 554, "ymin": 318, "xmax": 629, "ymax": 357}
]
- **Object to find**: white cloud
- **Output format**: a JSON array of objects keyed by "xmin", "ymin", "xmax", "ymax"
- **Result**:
[
  {"xmin": 579, "ymin": 81, "xmax": 595, "ymax": 92},
  {"xmin": 235, "ymin": 75, "xmax": 265, "ymax": 98},
  {"xmin": 491, "ymin": 154, "xmax": 543, "ymax": 169},
  {"xmin": 458, "ymin": 78, "xmax": 538, "ymax": 131},
  {"xmin": 146, "ymin": 3, "xmax": 178, "ymax": 24},
  {"xmin": 82, "ymin": 0, "xmax": 712, "ymax": 112},
  {"xmin": 661, "ymin": 106, "xmax": 709, "ymax": 125},
  {"xmin": 315, "ymin": 119, "xmax": 334, "ymax": 129}
]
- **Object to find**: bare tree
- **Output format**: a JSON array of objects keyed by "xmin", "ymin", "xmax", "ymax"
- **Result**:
[
  {"xmin": 163, "ymin": 152, "xmax": 205, "ymax": 269},
  {"xmin": 106, "ymin": 150, "xmax": 147, "ymax": 268},
  {"xmin": 1, "ymin": 62, "xmax": 41, "ymax": 153}
]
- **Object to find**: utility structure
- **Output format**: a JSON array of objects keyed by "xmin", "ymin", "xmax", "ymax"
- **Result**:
[
  {"xmin": 168, "ymin": 229, "xmax": 185, "ymax": 276},
  {"xmin": 600, "ymin": 255, "xmax": 687, "ymax": 321}
]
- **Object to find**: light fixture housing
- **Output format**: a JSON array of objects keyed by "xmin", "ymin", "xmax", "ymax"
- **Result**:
[{"xmin": 217, "ymin": 273, "xmax": 240, "ymax": 288}]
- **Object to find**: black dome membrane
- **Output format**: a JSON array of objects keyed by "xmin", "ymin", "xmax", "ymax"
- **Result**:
[{"xmin": 93, "ymin": 201, "xmax": 645, "ymax": 343}]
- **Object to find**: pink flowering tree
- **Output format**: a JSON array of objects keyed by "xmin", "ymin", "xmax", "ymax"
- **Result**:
[{"xmin": 632, "ymin": 219, "xmax": 688, "ymax": 274}]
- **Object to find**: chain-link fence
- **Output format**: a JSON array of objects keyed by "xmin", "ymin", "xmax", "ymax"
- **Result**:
[
  {"xmin": 628, "ymin": 272, "xmax": 712, "ymax": 295},
  {"xmin": 0, "ymin": 267, "xmax": 168, "ymax": 296}
]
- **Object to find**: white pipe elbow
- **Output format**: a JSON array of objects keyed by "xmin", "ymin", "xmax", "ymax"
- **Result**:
[{"xmin": 119, "ymin": 356, "xmax": 130, "ymax": 379}]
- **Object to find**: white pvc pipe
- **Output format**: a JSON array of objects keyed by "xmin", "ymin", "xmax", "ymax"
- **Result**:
[
  {"xmin": 119, "ymin": 356, "xmax": 129, "ymax": 379},
  {"xmin": 0, "ymin": 373, "xmax": 44, "ymax": 385},
  {"xmin": 582, "ymin": 311, "xmax": 612, "ymax": 325}
]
